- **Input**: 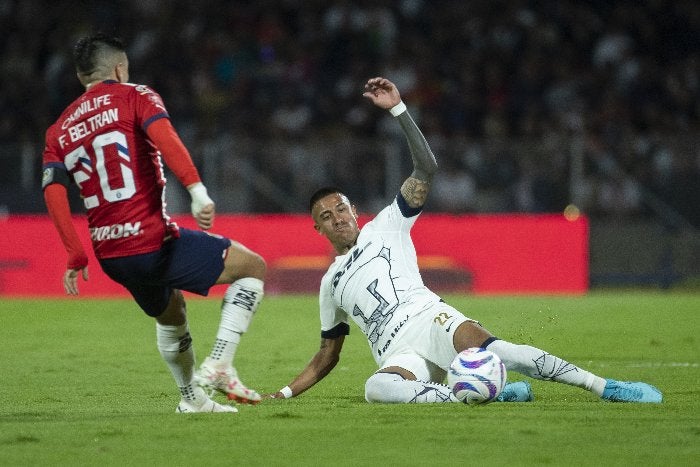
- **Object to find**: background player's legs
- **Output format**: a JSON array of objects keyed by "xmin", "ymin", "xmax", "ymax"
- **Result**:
[{"xmin": 196, "ymin": 241, "xmax": 266, "ymax": 404}]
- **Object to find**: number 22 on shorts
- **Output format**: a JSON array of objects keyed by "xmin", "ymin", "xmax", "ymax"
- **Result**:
[{"xmin": 433, "ymin": 311, "xmax": 452, "ymax": 326}]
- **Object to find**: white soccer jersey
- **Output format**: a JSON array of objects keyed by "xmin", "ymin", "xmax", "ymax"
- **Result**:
[{"xmin": 319, "ymin": 195, "xmax": 442, "ymax": 364}]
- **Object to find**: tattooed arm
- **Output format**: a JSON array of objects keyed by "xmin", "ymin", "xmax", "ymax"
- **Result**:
[
  {"xmin": 362, "ymin": 77, "xmax": 437, "ymax": 209},
  {"xmin": 395, "ymin": 110, "xmax": 437, "ymax": 208}
]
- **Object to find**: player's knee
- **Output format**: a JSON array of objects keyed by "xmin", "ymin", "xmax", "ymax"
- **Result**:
[
  {"xmin": 223, "ymin": 244, "xmax": 267, "ymax": 283},
  {"xmin": 236, "ymin": 249, "xmax": 266, "ymax": 280},
  {"xmin": 365, "ymin": 372, "xmax": 401, "ymax": 403},
  {"xmin": 365, "ymin": 373, "xmax": 385, "ymax": 403},
  {"xmin": 156, "ymin": 290, "xmax": 187, "ymax": 325},
  {"xmin": 249, "ymin": 251, "xmax": 267, "ymax": 279}
]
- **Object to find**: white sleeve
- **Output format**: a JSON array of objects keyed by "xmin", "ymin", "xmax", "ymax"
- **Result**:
[
  {"xmin": 370, "ymin": 196, "xmax": 420, "ymax": 234},
  {"xmin": 319, "ymin": 272, "xmax": 348, "ymax": 334}
]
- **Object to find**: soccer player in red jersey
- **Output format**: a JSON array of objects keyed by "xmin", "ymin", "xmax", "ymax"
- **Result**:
[{"xmin": 42, "ymin": 33, "xmax": 262, "ymax": 413}]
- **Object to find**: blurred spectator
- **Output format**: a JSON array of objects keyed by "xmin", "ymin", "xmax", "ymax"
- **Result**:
[{"xmin": 0, "ymin": 0, "xmax": 698, "ymax": 227}]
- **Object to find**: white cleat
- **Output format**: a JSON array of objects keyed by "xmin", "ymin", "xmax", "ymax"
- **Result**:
[
  {"xmin": 176, "ymin": 397, "xmax": 238, "ymax": 413},
  {"xmin": 194, "ymin": 357, "xmax": 262, "ymax": 405}
]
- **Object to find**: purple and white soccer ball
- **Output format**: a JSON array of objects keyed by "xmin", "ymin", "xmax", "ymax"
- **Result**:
[{"xmin": 448, "ymin": 347, "xmax": 507, "ymax": 404}]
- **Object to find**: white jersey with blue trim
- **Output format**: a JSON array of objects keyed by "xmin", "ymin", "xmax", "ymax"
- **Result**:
[{"xmin": 318, "ymin": 194, "xmax": 442, "ymax": 364}]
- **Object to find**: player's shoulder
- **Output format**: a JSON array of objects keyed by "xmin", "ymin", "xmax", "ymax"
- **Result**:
[
  {"xmin": 320, "ymin": 256, "xmax": 345, "ymax": 285},
  {"xmin": 120, "ymin": 83, "xmax": 168, "ymax": 113},
  {"xmin": 321, "ymin": 258, "xmax": 340, "ymax": 280},
  {"xmin": 45, "ymin": 93, "xmax": 84, "ymax": 138},
  {"xmin": 115, "ymin": 82, "xmax": 159, "ymax": 96},
  {"xmin": 371, "ymin": 197, "xmax": 406, "ymax": 223},
  {"xmin": 365, "ymin": 196, "xmax": 420, "ymax": 235},
  {"xmin": 45, "ymin": 118, "xmax": 61, "ymax": 139}
]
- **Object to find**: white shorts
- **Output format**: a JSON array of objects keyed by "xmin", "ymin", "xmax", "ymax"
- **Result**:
[{"xmin": 378, "ymin": 301, "xmax": 477, "ymax": 382}]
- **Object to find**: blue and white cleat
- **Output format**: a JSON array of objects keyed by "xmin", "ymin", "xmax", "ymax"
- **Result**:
[
  {"xmin": 497, "ymin": 381, "xmax": 534, "ymax": 402},
  {"xmin": 601, "ymin": 379, "xmax": 662, "ymax": 403}
]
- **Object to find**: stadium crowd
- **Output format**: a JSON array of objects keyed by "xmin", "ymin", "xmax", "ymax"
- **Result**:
[{"xmin": 1, "ymin": 0, "xmax": 698, "ymax": 226}]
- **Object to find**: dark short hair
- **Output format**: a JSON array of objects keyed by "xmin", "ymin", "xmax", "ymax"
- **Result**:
[
  {"xmin": 73, "ymin": 33, "xmax": 125, "ymax": 75},
  {"xmin": 309, "ymin": 186, "xmax": 346, "ymax": 213}
]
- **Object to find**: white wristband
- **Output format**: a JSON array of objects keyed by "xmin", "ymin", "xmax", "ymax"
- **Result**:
[
  {"xmin": 279, "ymin": 386, "xmax": 293, "ymax": 399},
  {"xmin": 389, "ymin": 101, "xmax": 407, "ymax": 117}
]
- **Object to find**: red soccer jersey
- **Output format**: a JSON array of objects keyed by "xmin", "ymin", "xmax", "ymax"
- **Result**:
[{"xmin": 42, "ymin": 80, "xmax": 179, "ymax": 259}]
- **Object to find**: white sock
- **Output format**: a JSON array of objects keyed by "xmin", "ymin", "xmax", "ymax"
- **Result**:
[
  {"xmin": 156, "ymin": 322, "xmax": 200, "ymax": 400},
  {"xmin": 486, "ymin": 339, "xmax": 607, "ymax": 396},
  {"xmin": 179, "ymin": 386, "xmax": 209, "ymax": 405},
  {"xmin": 365, "ymin": 372, "xmax": 458, "ymax": 403},
  {"xmin": 208, "ymin": 336, "xmax": 240, "ymax": 365},
  {"xmin": 209, "ymin": 278, "xmax": 264, "ymax": 365}
]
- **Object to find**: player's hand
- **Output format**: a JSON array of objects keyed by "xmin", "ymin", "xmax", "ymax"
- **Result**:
[
  {"xmin": 187, "ymin": 182, "xmax": 215, "ymax": 230},
  {"xmin": 362, "ymin": 77, "xmax": 401, "ymax": 110},
  {"xmin": 262, "ymin": 392, "xmax": 285, "ymax": 400},
  {"xmin": 63, "ymin": 266, "xmax": 88, "ymax": 295},
  {"xmin": 195, "ymin": 203, "xmax": 215, "ymax": 230}
]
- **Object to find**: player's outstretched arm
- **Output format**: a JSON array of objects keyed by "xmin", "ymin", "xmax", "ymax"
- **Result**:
[
  {"xmin": 363, "ymin": 77, "xmax": 437, "ymax": 209},
  {"xmin": 396, "ymin": 107, "xmax": 437, "ymax": 209},
  {"xmin": 266, "ymin": 336, "xmax": 345, "ymax": 400}
]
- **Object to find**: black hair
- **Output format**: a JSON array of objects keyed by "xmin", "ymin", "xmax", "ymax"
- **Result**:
[
  {"xmin": 309, "ymin": 186, "xmax": 346, "ymax": 213},
  {"xmin": 73, "ymin": 33, "xmax": 125, "ymax": 75}
]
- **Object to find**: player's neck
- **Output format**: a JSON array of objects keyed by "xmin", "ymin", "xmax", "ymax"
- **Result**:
[
  {"xmin": 85, "ymin": 76, "xmax": 119, "ymax": 90},
  {"xmin": 335, "ymin": 241, "xmax": 356, "ymax": 256}
]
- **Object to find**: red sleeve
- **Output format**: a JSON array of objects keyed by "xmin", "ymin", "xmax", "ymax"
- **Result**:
[
  {"xmin": 44, "ymin": 184, "xmax": 89, "ymax": 270},
  {"xmin": 146, "ymin": 118, "xmax": 201, "ymax": 187}
]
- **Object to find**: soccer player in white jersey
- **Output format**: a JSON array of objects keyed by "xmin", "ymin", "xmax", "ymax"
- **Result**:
[{"xmin": 267, "ymin": 77, "xmax": 662, "ymax": 404}]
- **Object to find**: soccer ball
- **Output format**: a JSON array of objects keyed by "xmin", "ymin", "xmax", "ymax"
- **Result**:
[{"xmin": 447, "ymin": 347, "xmax": 506, "ymax": 404}]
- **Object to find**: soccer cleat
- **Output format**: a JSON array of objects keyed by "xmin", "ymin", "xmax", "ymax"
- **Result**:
[
  {"xmin": 194, "ymin": 357, "xmax": 262, "ymax": 404},
  {"xmin": 176, "ymin": 397, "xmax": 238, "ymax": 413},
  {"xmin": 496, "ymin": 381, "xmax": 534, "ymax": 402},
  {"xmin": 601, "ymin": 379, "xmax": 662, "ymax": 403}
]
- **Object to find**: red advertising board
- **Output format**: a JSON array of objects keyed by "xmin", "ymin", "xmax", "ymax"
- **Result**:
[{"xmin": 0, "ymin": 213, "xmax": 588, "ymax": 296}]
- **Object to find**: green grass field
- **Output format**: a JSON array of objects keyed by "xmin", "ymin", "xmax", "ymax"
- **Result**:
[{"xmin": 1, "ymin": 292, "xmax": 698, "ymax": 466}]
